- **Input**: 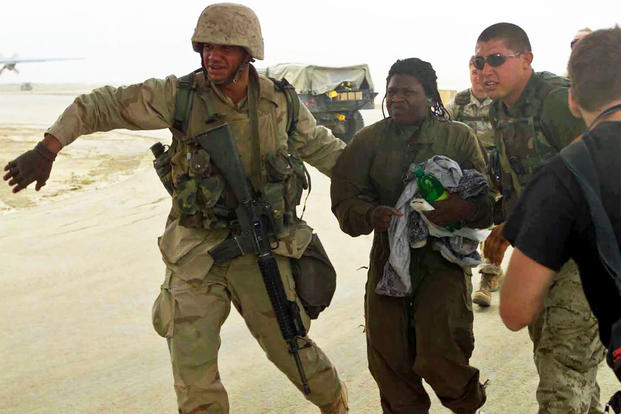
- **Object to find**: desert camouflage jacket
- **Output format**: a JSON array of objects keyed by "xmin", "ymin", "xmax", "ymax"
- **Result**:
[
  {"xmin": 446, "ymin": 88, "xmax": 494, "ymax": 149},
  {"xmin": 47, "ymin": 69, "xmax": 345, "ymax": 274}
]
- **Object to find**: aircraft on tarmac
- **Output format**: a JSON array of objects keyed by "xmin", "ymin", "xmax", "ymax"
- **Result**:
[{"xmin": 0, "ymin": 55, "xmax": 82, "ymax": 75}]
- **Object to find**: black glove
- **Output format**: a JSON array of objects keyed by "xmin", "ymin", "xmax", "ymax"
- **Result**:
[{"xmin": 3, "ymin": 142, "xmax": 56, "ymax": 193}]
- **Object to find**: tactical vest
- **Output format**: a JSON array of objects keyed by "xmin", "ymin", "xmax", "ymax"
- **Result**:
[
  {"xmin": 489, "ymin": 71, "xmax": 570, "ymax": 217},
  {"xmin": 453, "ymin": 89, "xmax": 489, "ymax": 124},
  {"xmin": 165, "ymin": 69, "xmax": 308, "ymax": 235}
]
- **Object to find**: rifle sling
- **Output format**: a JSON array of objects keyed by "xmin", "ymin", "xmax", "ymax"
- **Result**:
[{"xmin": 248, "ymin": 68, "xmax": 263, "ymax": 191}]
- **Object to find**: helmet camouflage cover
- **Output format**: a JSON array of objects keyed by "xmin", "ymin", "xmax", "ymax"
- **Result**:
[{"xmin": 192, "ymin": 3, "xmax": 264, "ymax": 60}]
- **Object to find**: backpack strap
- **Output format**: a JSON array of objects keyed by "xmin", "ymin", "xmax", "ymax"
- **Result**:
[
  {"xmin": 270, "ymin": 77, "xmax": 300, "ymax": 136},
  {"xmin": 270, "ymin": 76, "xmax": 311, "ymax": 218},
  {"xmin": 453, "ymin": 90, "xmax": 470, "ymax": 122},
  {"xmin": 172, "ymin": 69, "xmax": 201, "ymax": 134},
  {"xmin": 532, "ymin": 72, "xmax": 570, "ymax": 149},
  {"xmin": 560, "ymin": 140, "xmax": 621, "ymax": 280}
]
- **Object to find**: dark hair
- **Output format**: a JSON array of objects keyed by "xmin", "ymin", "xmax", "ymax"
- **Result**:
[
  {"xmin": 477, "ymin": 22, "xmax": 532, "ymax": 53},
  {"xmin": 568, "ymin": 26, "xmax": 621, "ymax": 112},
  {"xmin": 385, "ymin": 58, "xmax": 448, "ymax": 118}
]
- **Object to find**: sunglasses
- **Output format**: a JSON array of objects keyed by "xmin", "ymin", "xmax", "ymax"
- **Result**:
[{"xmin": 473, "ymin": 52, "xmax": 521, "ymax": 70}]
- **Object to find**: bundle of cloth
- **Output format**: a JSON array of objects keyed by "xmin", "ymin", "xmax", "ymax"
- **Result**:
[{"xmin": 376, "ymin": 155, "xmax": 490, "ymax": 297}]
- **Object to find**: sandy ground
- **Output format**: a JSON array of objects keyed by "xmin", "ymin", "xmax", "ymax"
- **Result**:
[{"xmin": 1, "ymin": 87, "xmax": 618, "ymax": 413}]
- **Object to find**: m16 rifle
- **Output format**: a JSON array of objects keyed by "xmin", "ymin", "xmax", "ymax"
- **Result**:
[{"xmin": 196, "ymin": 122, "xmax": 311, "ymax": 395}]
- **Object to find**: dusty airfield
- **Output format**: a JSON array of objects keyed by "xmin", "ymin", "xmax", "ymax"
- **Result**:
[{"xmin": 1, "ymin": 87, "xmax": 617, "ymax": 413}]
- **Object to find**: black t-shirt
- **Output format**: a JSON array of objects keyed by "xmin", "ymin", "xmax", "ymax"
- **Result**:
[{"xmin": 503, "ymin": 121, "xmax": 621, "ymax": 347}]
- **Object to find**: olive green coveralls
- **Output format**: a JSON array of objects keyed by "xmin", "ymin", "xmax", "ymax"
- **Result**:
[{"xmin": 331, "ymin": 116, "xmax": 492, "ymax": 413}]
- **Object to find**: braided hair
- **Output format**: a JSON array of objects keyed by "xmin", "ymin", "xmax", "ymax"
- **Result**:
[{"xmin": 383, "ymin": 58, "xmax": 449, "ymax": 119}]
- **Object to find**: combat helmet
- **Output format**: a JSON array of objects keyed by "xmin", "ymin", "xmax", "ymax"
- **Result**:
[{"xmin": 192, "ymin": 3, "xmax": 264, "ymax": 60}]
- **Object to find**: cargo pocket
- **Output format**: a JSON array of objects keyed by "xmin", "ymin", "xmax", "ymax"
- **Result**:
[
  {"xmin": 158, "ymin": 219, "xmax": 227, "ymax": 283},
  {"xmin": 152, "ymin": 269, "xmax": 175, "ymax": 338}
]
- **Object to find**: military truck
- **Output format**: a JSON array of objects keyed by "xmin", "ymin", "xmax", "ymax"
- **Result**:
[{"xmin": 261, "ymin": 63, "xmax": 377, "ymax": 143}]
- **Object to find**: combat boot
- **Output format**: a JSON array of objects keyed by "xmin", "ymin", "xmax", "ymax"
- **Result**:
[
  {"xmin": 319, "ymin": 381, "xmax": 348, "ymax": 413},
  {"xmin": 473, "ymin": 270, "xmax": 502, "ymax": 307}
]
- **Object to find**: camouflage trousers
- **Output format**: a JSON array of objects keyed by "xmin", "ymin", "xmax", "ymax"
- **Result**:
[
  {"xmin": 528, "ymin": 260, "xmax": 606, "ymax": 414},
  {"xmin": 152, "ymin": 253, "xmax": 343, "ymax": 413}
]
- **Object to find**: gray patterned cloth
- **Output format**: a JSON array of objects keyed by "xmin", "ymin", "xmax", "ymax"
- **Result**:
[{"xmin": 377, "ymin": 155, "xmax": 489, "ymax": 297}]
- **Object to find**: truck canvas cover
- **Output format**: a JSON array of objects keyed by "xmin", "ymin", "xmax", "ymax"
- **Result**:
[{"xmin": 262, "ymin": 63, "xmax": 375, "ymax": 95}]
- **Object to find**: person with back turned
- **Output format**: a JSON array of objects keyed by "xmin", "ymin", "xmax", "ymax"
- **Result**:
[{"xmin": 500, "ymin": 24, "xmax": 621, "ymax": 389}]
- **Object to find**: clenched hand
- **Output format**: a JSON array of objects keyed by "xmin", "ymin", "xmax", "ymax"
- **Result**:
[{"xmin": 3, "ymin": 142, "xmax": 57, "ymax": 193}]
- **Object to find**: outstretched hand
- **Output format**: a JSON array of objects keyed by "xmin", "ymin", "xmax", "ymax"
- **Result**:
[
  {"xmin": 370, "ymin": 205, "xmax": 403, "ymax": 232},
  {"xmin": 484, "ymin": 222, "xmax": 510, "ymax": 265},
  {"xmin": 3, "ymin": 142, "xmax": 56, "ymax": 193}
]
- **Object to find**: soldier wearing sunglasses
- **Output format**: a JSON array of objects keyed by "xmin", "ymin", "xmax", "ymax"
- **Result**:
[{"xmin": 476, "ymin": 22, "xmax": 606, "ymax": 412}]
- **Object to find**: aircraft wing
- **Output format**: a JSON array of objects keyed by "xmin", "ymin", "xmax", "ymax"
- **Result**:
[
  {"xmin": 0, "ymin": 56, "xmax": 82, "ymax": 75},
  {"xmin": 0, "ymin": 57, "xmax": 80, "ymax": 64}
]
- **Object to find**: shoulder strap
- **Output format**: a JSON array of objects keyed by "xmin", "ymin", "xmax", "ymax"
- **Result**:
[
  {"xmin": 454, "ymin": 90, "xmax": 471, "ymax": 106},
  {"xmin": 532, "ymin": 72, "xmax": 570, "ymax": 145},
  {"xmin": 172, "ymin": 69, "xmax": 201, "ymax": 134},
  {"xmin": 560, "ymin": 140, "xmax": 621, "ymax": 282},
  {"xmin": 453, "ymin": 90, "xmax": 470, "ymax": 121},
  {"xmin": 269, "ymin": 76, "xmax": 312, "ymax": 217},
  {"xmin": 270, "ymin": 77, "xmax": 300, "ymax": 136}
]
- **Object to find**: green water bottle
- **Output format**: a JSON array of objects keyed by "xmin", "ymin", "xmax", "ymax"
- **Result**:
[
  {"xmin": 414, "ymin": 168, "xmax": 448, "ymax": 202},
  {"xmin": 414, "ymin": 167, "xmax": 461, "ymax": 231}
]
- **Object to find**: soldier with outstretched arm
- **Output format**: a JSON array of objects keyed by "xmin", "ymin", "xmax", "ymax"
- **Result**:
[{"xmin": 3, "ymin": 4, "xmax": 348, "ymax": 413}]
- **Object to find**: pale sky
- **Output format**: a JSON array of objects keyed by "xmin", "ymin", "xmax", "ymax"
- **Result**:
[{"xmin": 1, "ymin": 0, "xmax": 619, "ymax": 95}]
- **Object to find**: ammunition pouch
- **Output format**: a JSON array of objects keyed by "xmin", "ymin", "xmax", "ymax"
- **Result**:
[
  {"xmin": 266, "ymin": 149, "xmax": 308, "ymax": 198},
  {"xmin": 265, "ymin": 148, "xmax": 309, "ymax": 234},
  {"xmin": 290, "ymin": 233, "xmax": 337, "ymax": 319},
  {"xmin": 262, "ymin": 182, "xmax": 286, "ymax": 235},
  {"xmin": 175, "ymin": 171, "xmax": 229, "ymax": 229}
]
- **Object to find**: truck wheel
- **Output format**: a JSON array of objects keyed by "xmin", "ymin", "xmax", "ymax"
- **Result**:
[{"xmin": 341, "ymin": 111, "xmax": 364, "ymax": 144}]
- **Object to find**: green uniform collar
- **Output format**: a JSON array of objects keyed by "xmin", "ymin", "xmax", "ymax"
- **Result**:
[{"xmin": 390, "ymin": 113, "xmax": 439, "ymax": 144}]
